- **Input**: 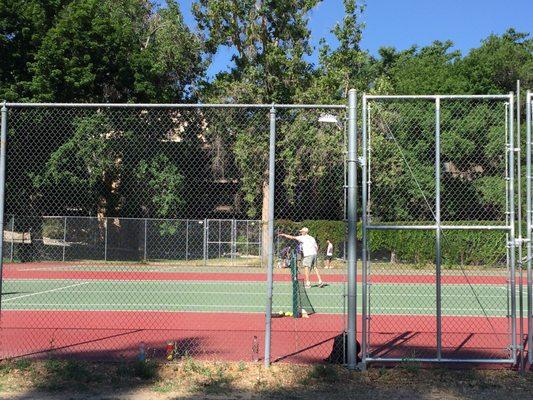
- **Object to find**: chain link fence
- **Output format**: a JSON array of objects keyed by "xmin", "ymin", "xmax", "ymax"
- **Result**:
[
  {"xmin": 0, "ymin": 92, "xmax": 529, "ymax": 368},
  {"xmin": 0, "ymin": 102, "xmax": 351, "ymax": 365},
  {"xmin": 2, "ymin": 215, "xmax": 261, "ymax": 266},
  {"xmin": 361, "ymin": 94, "xmax": 517, "ymax": 365}
]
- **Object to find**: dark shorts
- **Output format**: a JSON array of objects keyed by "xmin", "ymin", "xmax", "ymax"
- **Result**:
[{"xmin": 325, "ymin": 255, "xmax": 333, "ymax": 261}]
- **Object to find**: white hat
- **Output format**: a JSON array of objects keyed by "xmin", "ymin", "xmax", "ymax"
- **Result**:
[{"xmin": 299, "ymin": 227, "xmax": 309, "ymax": 234}]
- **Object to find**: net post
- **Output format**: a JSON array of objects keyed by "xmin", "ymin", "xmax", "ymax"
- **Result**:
[
  {"xmin": 0, "ymin": 102, "xmax": 8, "ymax": 316},
  {"xmin": 291, "ymin": 252, "xmax": 299, "ymax": 317},
  {"xmin": 347, "ymin": 89, "xmax": 358, "ymax": 370},
  {"xmin": 264, "ymin": 105, "xmax": 276, "ymax": 368}
]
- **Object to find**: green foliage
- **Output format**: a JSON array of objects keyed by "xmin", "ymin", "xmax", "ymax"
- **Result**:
[
  {"xmin": 42, "ymin": 218, "xmax": 64, "ymax": 239},
  {"xmin": 461, "ymin": 29, "xmax": 533, "ymax": 93},
  {"xmin": 360, "ymin": 222, "xmax": 506, "ymax": 267},
  {"xmin": 2, "ymin": 0, "xmax": 204, "ymax": 102},
  {"xmin": 136, "ymin": 154, "xmax": 184, "ymax": 218}
]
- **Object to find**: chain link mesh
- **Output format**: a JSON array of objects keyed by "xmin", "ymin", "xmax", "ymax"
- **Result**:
[
  {"xmin": 1, "ymin": 106, "xmax": 271, "ymax": 361},
  {"xmin": 0, "ymin": 104, "xmax": 348, "ymax": 364},
  {"xmin": 271, "ymin": 108, "xmax": 348, "ymax": 363},
  {"xmin": 363, "ymin": 96, "xmax": 515, "ymax": 363}
]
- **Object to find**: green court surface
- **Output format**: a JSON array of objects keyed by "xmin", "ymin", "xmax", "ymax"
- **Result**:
[{"xmin": 1, "ymin": 279, "xmax": 520, "ymax": 317}]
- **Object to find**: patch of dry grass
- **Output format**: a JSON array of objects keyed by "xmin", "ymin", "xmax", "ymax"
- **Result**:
[{"xmin": 0, "ymin": 358, "xmax": 532, "ymax": 399}]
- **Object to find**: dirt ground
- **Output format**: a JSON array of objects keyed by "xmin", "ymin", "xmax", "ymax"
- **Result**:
[{"xmin": 0, "ymin": 358, "xmax": 532, "ymax": 400}]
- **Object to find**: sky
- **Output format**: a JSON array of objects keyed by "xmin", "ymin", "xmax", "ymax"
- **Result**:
[{"xmin": 157, "ymin": 0, "xmax": 532, "ymax": 78}]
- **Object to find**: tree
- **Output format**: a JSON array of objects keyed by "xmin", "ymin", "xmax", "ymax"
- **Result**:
[
  {"xmin": 28, "ymin": 0, "xmax": 205, "ymax": 102},
  {"xmin": 0, "ymin": 0, "xmax": 72, "ymax": 100},
  {"xmin": 461, "ymin": 29, "xmax": 532, "ymax": 94},
  {"xmin": 300, "ymin": 0, "xmax": 373, "ymax": 102},
  {"xmin": 193, "ymin": 0, "xmax": 319, "ymax": 261},
  {"xmin": 5, "ymin": 0, "xmax": 206, "ymax": 216}
]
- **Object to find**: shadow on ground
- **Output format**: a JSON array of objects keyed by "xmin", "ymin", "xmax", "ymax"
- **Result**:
[{"xmin": 1, "ymin": 358, "xmax": 533, "ymax": 400}]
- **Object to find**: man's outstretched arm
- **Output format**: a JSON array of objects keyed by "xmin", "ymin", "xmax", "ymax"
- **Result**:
[{"xmin": 278, "ymin": 233, "xmax": 298, "ymax": 241}]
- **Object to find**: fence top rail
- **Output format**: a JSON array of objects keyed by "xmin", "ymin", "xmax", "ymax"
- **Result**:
[
  {"xmin": 3, "ymin": 102, "xmax": 346, "ymax": 110},
  {"xmin": 364, "ymin": 94, "xmax": 512, "ymax": 100}
]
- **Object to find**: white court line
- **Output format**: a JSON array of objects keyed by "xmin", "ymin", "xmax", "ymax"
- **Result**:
[
  {"xmin": 2, "ymin": 282, "xmax": 91, "ymax": 303},
  {"xmin": 26, "ymin": 289, "xmax": 512, "ymax": 299}
]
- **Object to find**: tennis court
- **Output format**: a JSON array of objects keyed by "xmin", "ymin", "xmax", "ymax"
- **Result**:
[{"xmin": 0, "ymin": 261, "xmax": 523, "ymax": 363}]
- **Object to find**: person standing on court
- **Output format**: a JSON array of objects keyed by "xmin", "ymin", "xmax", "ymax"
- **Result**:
[
  {"xmin": 278, "ymin": 227, "xmax": 324, "ymax": 289},
  {"xmin": 325, "ymin": 239, "xmax": 333, "ymax": 269}
]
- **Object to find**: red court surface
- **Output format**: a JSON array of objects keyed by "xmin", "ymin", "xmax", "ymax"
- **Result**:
[
  {"xmin": 0, "ymin": 311, "xmax": 525, "ymax": 364},
  {"xmin": 0, "ymin": 262, "xmax": 523, "ymax": 365},
  {"xmin": 3, "ymin": 262, "xmax": 507, "ymax": 285}
]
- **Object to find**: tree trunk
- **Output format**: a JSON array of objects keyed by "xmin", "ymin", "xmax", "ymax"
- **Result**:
[{"xmin": 261, "ymin": 179, "xmax": 270, "ymax": 267}]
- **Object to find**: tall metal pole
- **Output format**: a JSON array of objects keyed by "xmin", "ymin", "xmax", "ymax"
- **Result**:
[
  {"xmin": 0, "ymin": 102, "xmax": 8, "ymax": 316},
  {"xmin": 435, "ymin": 97, "xmax": 442, "ymax": 360},
  {"xmin": 509, "ymin": 93, "xmax": 517, "ymax": 363},
  {"xmin": 361, "ymin": 94, "xmax": 368, "ymax": 367},
  {"xmin": 347, "ymin": 89, "xmax": 358, "ymax": 369},
  {"xmin": 516, "ymin": 81, "xmax": 525, "ymax": 373},
  {"xmin": 526, "ymin": 91, "xmax": 532, "ymax": 365},
  {"xmin": 264, "ymin": 106, "xmax": 276, "ymax": 367}
]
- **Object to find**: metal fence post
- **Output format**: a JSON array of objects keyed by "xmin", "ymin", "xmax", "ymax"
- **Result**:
[
  {"xmin": 62, "ymin": 216, "xmax": 67, "ymax": 262},
  {"xmin": 361, "ymin": 94, "xmax": 368, "ymax": 367},
  {"xmin": 204, "ymin": 218, "xmax": 208, "ymax": 266},
  {"xmin": 264, "ymin": 105, "xmax": 276, "ymax": 367},
  {"xmin": 347, "ymin": 89, "xmax": 358, "ymax": 369},
  {"xmin": 104, "ymin": 217, "xmax": 108, "ymax": 261},
  {"xmin": 143, "ymin": 218, "xmax": 147, "ymax": 261},
  {"xmin": 509, "ymin": 93, "xmax": 517, "ymax": 363},
  {"xmin": 185, "ymin": 220, "xmax": 189, "ymax": 261},
  {"xmin": 516, "ymin": 81, "xmax": 525, "ymax": 373},
  {"xmin": 10, "ymin": 215, "xmax": 14, "ymax": 262},
  {"xmin": 435, "ymin": 97, "xmax": 442, "ymax": 360},
  {"xmin": 526, "ymin": 90, "xmax": 532, "ymax": 365},
  {"xmin": 0, "ymin": 102, "xmax": 8, "ymax": 314}
]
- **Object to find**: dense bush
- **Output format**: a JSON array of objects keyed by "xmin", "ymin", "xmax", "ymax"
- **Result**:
[{"xmin": 276, "ymin": 219, "xmax": 507, "ymax": 267}]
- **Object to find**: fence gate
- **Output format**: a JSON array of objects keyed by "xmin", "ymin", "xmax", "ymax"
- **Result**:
[{"xmin": 361, "ymin": 94, "xmax": 516, "ymax": 365}]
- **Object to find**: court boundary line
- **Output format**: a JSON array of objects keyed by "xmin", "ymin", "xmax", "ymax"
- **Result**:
[{"xmin": 2, "ymin": 282, "xmax": 91, "ymax": 303}]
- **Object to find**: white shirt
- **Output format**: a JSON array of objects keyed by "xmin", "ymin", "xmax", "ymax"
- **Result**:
[
  {"xmin": 296, "ymin": 234, "xmax": 318, "ymax": 257},
  {"xmin": 326, "ymin": 243, "xmax": 333, "ymax": 256}
]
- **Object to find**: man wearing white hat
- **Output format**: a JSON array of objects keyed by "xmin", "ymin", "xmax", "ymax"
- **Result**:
[{"xmin": 278, "ymin": 227, "xmax": 324, "ymax": 289}]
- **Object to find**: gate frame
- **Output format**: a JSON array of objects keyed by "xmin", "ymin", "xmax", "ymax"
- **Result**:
[{"xmin": 360, "ymin": 93, "xmax": 516, "ymax": 367}]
